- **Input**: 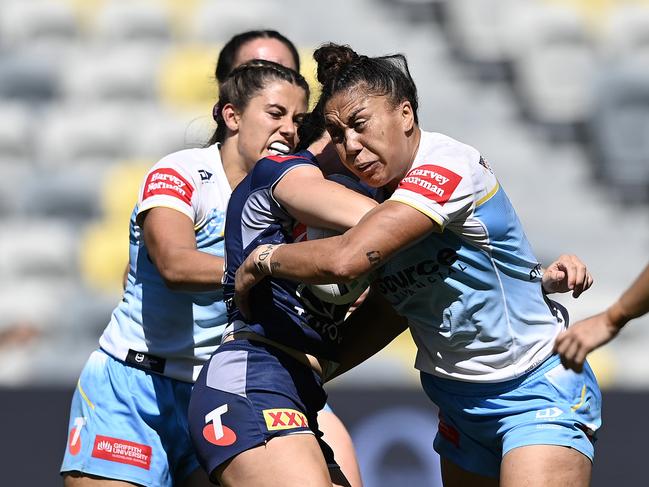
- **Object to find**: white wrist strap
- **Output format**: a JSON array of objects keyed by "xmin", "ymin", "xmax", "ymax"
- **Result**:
[{"xmin": 254, "ymin": 244, "xmax": 282, "ymax": 276}]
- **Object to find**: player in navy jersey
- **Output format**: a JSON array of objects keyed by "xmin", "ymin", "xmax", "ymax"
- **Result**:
[
  {"xmin": 235, "ymin": 44, "xmax": 599, "ymax": 487},
  {"xmin": 61, "ymin": 60, "xmax": 310, "ymax": 487},
  {"xmin": 187, "ymin": 105, "xmax": 406, "ymax": 486}
]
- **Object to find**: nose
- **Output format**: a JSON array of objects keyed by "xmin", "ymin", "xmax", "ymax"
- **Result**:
[
  {"xmin": 279, "ymin": 116, "xmax": 296, "ymax": 142},
  {"xmin": 343, "ymin": 128, "xmax": 362, "ymax": 159}
]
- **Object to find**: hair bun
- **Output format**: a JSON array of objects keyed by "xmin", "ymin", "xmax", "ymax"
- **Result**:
[{"xmin": 314, "ymin": 43, "xmax": 359, "ymax": 85}]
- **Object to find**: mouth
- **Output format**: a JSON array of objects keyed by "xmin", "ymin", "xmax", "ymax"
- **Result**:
[
  {"xmin": 268, "ymin": 141, "xmax": 291, "ymax": 156},
  {"xmin": 355, "ymin": 160, "xmax": 378, "ymax": 174}
]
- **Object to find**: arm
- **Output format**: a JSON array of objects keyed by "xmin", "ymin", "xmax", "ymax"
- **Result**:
[
  {"xmin": 554, "ymin": 263, "xmax": 649, "ymax": 372},
  {"xmin": 273, "ymin": 165, "xmax": 377, "ymax": 232},
  {"xmin": 141, "ymin": 207, "xmax": 224, "ymax": 292},
  {"xmin": 326, "ymin": 286, "xmax": 409, "ymax": 381},
  {"xmin": 235, "ymin": 201, "xmax": 437, "ymax": 316},
  {"xmin": 542, "ymin": 254, "xmax": 594, "ymax": 297}
]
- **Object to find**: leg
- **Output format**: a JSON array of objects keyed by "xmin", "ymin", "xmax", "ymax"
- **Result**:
[
  {"xmin": 216, "ymin": 434, "xmax": 334, "ymax": 487},
  {"xmin": 500, "ymin": 445, "xmax": 591, "ymax": 487},
  {"xmin": 63, "ymin": 471, "xmax": 141, "ymax": 487},
  {"xmin": 318, "ymin": 409, "xmax": 362, "ymax": 487},
  {"xmin": 440, "ymin": 457, "xmax": 499, "ymax": 487}
]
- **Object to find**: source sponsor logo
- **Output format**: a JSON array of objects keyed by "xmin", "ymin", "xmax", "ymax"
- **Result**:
[
  {"xmin": 398, "ymin": 164, "xmax": 462, "ymax": 205},
  {"xmin": 263, "ymin": 408, "xmax": 308, "ymax": 431},
  {"xmin": 91, "ymin": 435, "xmax": 152, "ymax": 470}
]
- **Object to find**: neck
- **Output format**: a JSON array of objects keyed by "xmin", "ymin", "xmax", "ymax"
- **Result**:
[
  {"xmin": 387, "ymin": 125, "xmax": 422, "ymax": 193},
  {"xmin": 219, "ymin": 139, "xmax": 249, "ymax": 190}
]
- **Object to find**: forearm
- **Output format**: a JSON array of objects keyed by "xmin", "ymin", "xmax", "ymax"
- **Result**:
[
  {"xmin": 607, "ymin": 265, "xmax": 649, "ymax": 329},
  {"xmin": 265, "ymin": 234, "xmax": 373, "ymax": 284},
  {"xmin": 154, "ymin": 247, "xmax": 224, "ymax": 291}
]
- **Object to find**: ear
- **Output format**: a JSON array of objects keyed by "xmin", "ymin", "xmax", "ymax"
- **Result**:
[
  {"xmin": 221, "ymin": 103, "xmax": 241, "ymax": 132},
  {"xmin": 399, "ymin": 101, "xmax": 415, "ymax": 133}
]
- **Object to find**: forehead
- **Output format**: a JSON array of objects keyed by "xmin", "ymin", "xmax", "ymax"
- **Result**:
[
  {"xmin": 325, "ymin": 89, "xmax": 389, "ymax": 122},
  {"xmin": 234, "ymin": 38, "xmax": 297, "ymax": 70},
  {"xmin": 247, "ymin": 80, "xmax": 307, "ymax": 107}
]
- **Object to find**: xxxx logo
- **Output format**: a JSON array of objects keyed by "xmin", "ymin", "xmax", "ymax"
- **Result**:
[{"xmin": 263, "ymin": 409, "xmax": 308, "ymax": 431}]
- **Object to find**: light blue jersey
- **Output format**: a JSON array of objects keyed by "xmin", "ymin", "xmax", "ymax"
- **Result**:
[
  {"xmin": 380, "ymin": 131, "xmax": 564, "ymax": 382},
  {"xmin": 99, "ymin": 144, "xmax": 231, "ymax": 382}
]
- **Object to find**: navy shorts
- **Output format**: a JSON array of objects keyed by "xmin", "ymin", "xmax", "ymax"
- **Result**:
[{"xmin": 188, "ymin": 339, "xmax": 336, "ymax": 479}]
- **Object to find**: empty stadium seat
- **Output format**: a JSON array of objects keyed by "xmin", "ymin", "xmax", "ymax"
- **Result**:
[
  {"xmin": 589, "ymin": 56, "xmax": 649, "ymax": 203},
  {"xmin": 511, "ymin": 5, "xmax": 598, "ymax": 126},
  {"xmin": 93, "ymin": 0, "xmax": 174, "ymax": 46},
  {"xmin": 0, "ymin": 53, "xmax": 59, "ymax": 103},
  {"xmin": 36, "ymin": 103, "xmax": 139, "ymax": 167},
  {"xmin": 59, "ymin": 46, "xmax": 162, "ymax": 102},
  {"xmin": 0, "ymin": 0, "xmax": 80, "ymax": 51}
]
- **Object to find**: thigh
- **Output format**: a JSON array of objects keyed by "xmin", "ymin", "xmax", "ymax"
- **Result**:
[
  {"xmin": 63, "ymin": 471, "xmax": 141, "ymax": 487},
  {"xmin": 501, "ymin": 445, "xmax": 591, "ymax": 487},
  {"xmin": 318, "ymin": 408, "xmax": 361, "ymax": 487},
  {"xmin": 440, "ymin": 457, "xmax": 499, "ymax": 487},
  {"xmin": 217, "ymin": 434, "xmax": 332, "ymax": 487},
  {"xmin": 189, "ymin": 342, "xmax": 334, "ymax": 480}
]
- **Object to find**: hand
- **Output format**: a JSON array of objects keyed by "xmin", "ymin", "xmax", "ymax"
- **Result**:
[
  {"xmin": 553, "ymin": 311, "xmax": 619, "ymax": 372},
  {"xmin": 542, "ymin": 254, "xmax": 593, "ymax": 297},
  {"xmin": 234, "ymin": 247, "xmax": 266, "ymax": 320}
]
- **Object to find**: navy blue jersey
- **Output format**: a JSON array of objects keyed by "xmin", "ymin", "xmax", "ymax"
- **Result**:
[{"xmin": 223, "ymin": 151, "xmax": 353, "ymax": 361}]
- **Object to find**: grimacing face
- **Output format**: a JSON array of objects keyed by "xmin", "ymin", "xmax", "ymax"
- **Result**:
[
  {"xmin": 233, "ymin": 38, "xmax": 298, "ymax": 71},
  {"xmin": 232, "ymin": 80, "xmax": 308, "ymax": 170},
  {"xmin": 324, "ymin": 89, "xmax": 415, "ymax": 190}
]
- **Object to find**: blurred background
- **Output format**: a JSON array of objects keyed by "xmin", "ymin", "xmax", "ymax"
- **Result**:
[{"xmin": 0, "ymin": 0, "xmax": 647, "ymax": 485}]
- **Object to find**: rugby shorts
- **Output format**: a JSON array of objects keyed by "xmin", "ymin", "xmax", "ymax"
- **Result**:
[{"xmin": 421, "ymin": 354, "xmax": 602, "ymax": 478}]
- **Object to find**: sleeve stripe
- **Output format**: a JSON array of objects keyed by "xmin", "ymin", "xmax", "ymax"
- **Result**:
[
  {"xmin": 476, "ymin": 182, "xmax": 500, "ymax": 207},
  {"xmin": 390, "ymin": 196, "xmax": 445, "ymax": 228}
]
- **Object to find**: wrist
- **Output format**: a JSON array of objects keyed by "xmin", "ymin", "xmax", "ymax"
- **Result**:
[
  {"xmin": 605, "ymin": 301, "xmax": 629, "ymax": 332},
  {"xmin": 253, "ymin": 244, "xmax": 282, "ymax": 276}
]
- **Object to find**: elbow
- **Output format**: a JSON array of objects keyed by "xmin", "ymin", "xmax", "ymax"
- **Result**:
[
  {"xmin": 328, "ymin": 247, "xmax": 369, "ymax": 282},
  {"xmin": 156, "ymin": 260, "xmax": 186, "ymax": 290}
]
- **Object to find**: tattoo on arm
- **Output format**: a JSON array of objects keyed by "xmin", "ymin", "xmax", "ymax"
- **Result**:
[
  {"xmin": 270, "ymin": 262, "xmax": 281, "ymax": 272},
  {"xmin": 366, "ymin": 251, "xmax": 381, "ymax": 266}
]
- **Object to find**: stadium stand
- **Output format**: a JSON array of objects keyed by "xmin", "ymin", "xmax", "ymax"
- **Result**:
[{"xmin": 0, "ymin": 0, "xmax": 646, "ymax": 395}]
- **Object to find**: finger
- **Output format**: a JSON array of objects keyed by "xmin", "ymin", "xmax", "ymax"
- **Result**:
[{"xmin": 553, "ymin": 332, "xmax": 567, "ymax": 353}]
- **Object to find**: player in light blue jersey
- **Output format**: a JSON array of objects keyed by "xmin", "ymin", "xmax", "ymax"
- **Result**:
[
  {"xmin": 61, "ymin": 59, "xmax": 310, "ymax": 487},
  {"xmin": 235, "ymin": 44, "xmax": 599, "ymax": 487}
]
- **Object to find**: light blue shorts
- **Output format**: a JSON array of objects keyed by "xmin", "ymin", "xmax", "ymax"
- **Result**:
[
  {"xmin": 60, "ymin": 350, "xmax": 199, "ymax": 487},
  {"xmin": 421, "ymin": 355, "xmax": 602, "ymax": 478}
]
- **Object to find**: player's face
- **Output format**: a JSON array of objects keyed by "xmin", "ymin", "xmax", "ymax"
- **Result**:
[
  {"xmin": 235, "ymin": 80, "xmax": 308, "ymax": 168},
  {"xmin": 233, "ymin": 38, "xmax": 298, "ymax": 71},
  {"xmin": 324, "ymin": 89, "xmax": 414, "ymax": 189}
]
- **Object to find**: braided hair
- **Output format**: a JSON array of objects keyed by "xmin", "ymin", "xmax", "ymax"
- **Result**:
[
  {"xmin": 314, "ymin": 43, "xmax": 419, "ymax": 124},
  {"xmin": 207, "ymin": 59, "xmax": 310, "ymax": 146}
]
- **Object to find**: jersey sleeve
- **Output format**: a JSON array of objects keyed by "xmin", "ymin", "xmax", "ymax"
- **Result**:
[
  {"xmin": 390, "ymin": 155, "xmax": 476, "ymax": 230},
  {"xmin": 137, "ymin": 158, "xmax": 199, "ymax": 222}
]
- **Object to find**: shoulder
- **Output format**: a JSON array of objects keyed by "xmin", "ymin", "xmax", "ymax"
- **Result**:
[{"xmin": 250, "ymin": 151, "xmax": 318, "ymax": 184}]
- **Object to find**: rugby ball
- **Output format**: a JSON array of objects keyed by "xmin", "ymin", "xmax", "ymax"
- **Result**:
[{"xmin": 304, "ymin": 226, "xmax": 370, "ymax": 306}]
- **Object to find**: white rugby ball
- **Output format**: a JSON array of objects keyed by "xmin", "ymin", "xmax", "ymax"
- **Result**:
[{"xmin": 305, "ymin": 226, "xmax": 371, "ymax": 305}]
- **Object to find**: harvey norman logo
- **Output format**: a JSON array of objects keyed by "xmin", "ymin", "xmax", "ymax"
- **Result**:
[
  {"xmin": 398, "ymin": 164, "xmax": 462, "ymax": 205},
  {"xmin": 143, "ymin": 168, "xmax": 194, "ymax": 205}
]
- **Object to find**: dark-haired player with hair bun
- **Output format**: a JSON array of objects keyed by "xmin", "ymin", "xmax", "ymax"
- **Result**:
[{"xmin": 236, "ymin": 43, "xmax": 600, "ymax": 487}]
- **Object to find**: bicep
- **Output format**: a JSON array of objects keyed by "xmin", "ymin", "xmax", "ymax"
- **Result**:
[
  {"xmin": 141, "ymin": 207, "xmax": 196, "ymax": 266},
  {"xmin": 273, "ymin": 166, "xmax": 377, "ymax": 232},
  {"xmin": 337, "ymin": 201, "xmax": 439, "ymax": 273}
]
